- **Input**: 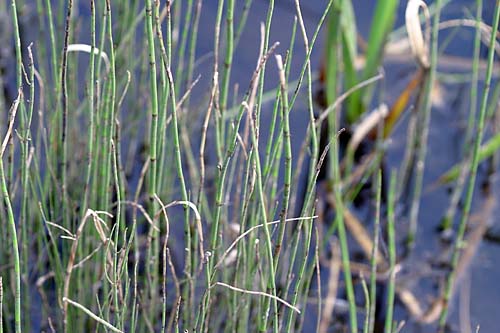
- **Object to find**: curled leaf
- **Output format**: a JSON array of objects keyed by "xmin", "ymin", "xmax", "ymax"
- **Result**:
[{"xmin": 406, "ymin": 0, "xmax": 430, "ymax": 69}]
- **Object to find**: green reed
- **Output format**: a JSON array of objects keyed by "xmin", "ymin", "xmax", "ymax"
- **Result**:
[
  {"xmin": 2, "ymin": 1, "xmax": 500, "ymax": 333},
  {"xmin": 439, "ymin": 1, "xmax": 500, "ymax": 331}
]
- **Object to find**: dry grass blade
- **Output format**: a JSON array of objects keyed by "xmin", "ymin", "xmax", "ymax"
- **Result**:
[
  {"xmin": 438, "ymin": 19, "xmax": 500, "ymax": 55},
  {"xmin": 120, "ymin": 200, "xmax": 159, "ymax": 232},
  {"xmin": 214, "ymin": 216, "xmax": 317, "ymax": 269},
  {"xmin": 176, "ymin": 74, "xmax": 201, "ymax": 110},
  {"xmin": 316, "ymin": 72, "xmax": 384, "ymax": 125},
  {"xmin": 154, "ymin": 199, "xmax": 205, "ymax": 263},
  {"xmin": 198, "ymin": 70, "xmax": 218, "ymax": 207},
  {"xmin": 213, "ymin": 282, "xmax": 301, "ymax": 314},
  {"xmin": 67, "ymin": 44, "xmax": 110, "ymax": 72},
  {"xmin": 62, "ymin": 209, "xmax": 112, "ymax": 328},
  {"xmin": 343, "ymin": 208, "xmax": 385, "ymax": 265},
  {"xmin": 1, "ymin": 89, "xmax": 22, "ymax": 157},
  {"xmin": 44, "ymin": 221, "xmax": 75, "ymax": 237},
  {"xmin": 348, "ymin": 103, "xmax": 388, "ymax": 153},
  {"xmin": 325, "ymin": 192, "xmax": 385, "ymax": 265},
  {"xmin": 405, "ymin": 0, "xmax": 430, "ymax": 69},
  {"xmin": 382, "ymin": 69, "xmax": 424, "ymax": 138},
  {"xmin": 63, "ymin": 297, "xmax": 123, "ymax": 333}
]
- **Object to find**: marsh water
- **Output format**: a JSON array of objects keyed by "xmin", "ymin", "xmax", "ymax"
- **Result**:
[
  {"xmin": 201, "ymin": 1, "xmax": 500, "ymax": 331},
  {"xmin": 1, "ymin": 0, "xmax": 500, "ymax": 332},
  {"xmin": 192, "ymin": 1, "xmax": 500, "ymax": 331}
]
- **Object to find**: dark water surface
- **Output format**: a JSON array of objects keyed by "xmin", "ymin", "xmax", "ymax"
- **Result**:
[{"xmin": 205, "ymin": 1, "xmax": 500, "ymax": 332}]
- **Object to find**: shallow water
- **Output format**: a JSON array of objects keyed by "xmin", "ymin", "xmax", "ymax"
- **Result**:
[{"xmin": 207, "ymin": 1, "xmax": 500, "ymax": 332}]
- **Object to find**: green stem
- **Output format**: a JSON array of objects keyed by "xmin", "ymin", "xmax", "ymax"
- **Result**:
[
  {"xmin": 407, "ymin": 0, "xmax": 443, "ymax": 250},
  {"xmin": 441, "ymin": 0, "xmax": 482, "ymax": 230},
  {"xmin": 384, "ymin": 172, "xmax": 397, "ymax": 333},
  {"xmin": 0, "ymin": 159, "xmax": 21, "ymax": 333},
  {"xmin": 439, "ymin": 1, "xmax": 500, "ymax": 330},
  {"xmin": 272, "ymin": 54, "xmax": 293, "ymax": 270},
  {"xmin": 1, "ymin": 95, "xmax": 21, "ymax": 333},
  {"xmin": 369, "ymin": 171, "xmax": 382, "ymax": 333},
  {"xmin": 82, "ymin": 0, "xmax": 96, "ymax": 218},
  {"xmin": 220, "ymin": 0, "xmax": 235, "ymax": 114},
  {"xmin": 213, "ymin": 0, "xmax": 225, "ymax": 161},
  {"xmin": 145, "ymin": 0, "xmax": 159, "ymax": 197}
]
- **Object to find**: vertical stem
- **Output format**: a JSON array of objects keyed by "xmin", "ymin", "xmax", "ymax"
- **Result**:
[
  {"xmin": 369, "ymin": 171, "xmax": 382, "ymax": 333},
  {"xmin": 105, "ymin": 0, "xmax": 119, "ymax": 327},
  {"xmin": 439, "ymin": 1, "xmax": 500, "ymax": 330},
  {"xmin": 384, "ymin": 172, "xmax": 397, "ymax": 333},
  {"xmin": 184, "ymin": 0, "xmax": 202, "ymax": 110},
  {"xmin": 325, "ymin": 5, "xmax": 356, "ymax": 331},
  {"xmin": 332, "ymin": 133, "xmax": 357, "ymax": 333},
  {"xmin": 156, "ymin": 1, "xmax": 192, "ymax": 327},
  {"xmin": 9, "ymin": 3, "xmax": 22, "ymax": 331},
  {"xmin": 104, "ymin": 0, "xmax": 117, "ymax": 208},
  {"xmin": 112, "ymin": 139, "xmax": 122, "ymax": 329},
  {"xmin": 9, "ymin": 0, "xmax": 23, "ymax": 201},
  {"xmin": 43, "ymin": 0, "xmax": 59, "ymax": 104},
  {"xmin": 407, "ymin": 0, "xmax": 443, "ymax": 249},
  {"xmin": 273, "ymin": 55, "xmax": 291, "ymax": 267},
  {"xmin": 11, "ymin": 0, "xmax": 22, "ymax": 89},
  {"xmin": 326, "ymin": 1, "xmax": 341, "ymax": 180},
  {"xmin": 0, "ymin": 159, "xmax": 20, "ymax": 333},
  {"xmin": 145, "ymin": 0, "xmax": 159, "ymax": 197},
  {"xmin": 19, "ymin": 44, "xmax": 35, "ymax": 333},
  {"xmin": 144, "ymin": 0, "xmax": 160, "ymax": 325},
  {"xmin": 174, "ymin": 0, "xmax": 193, "ymax": 96},
  {"xmin": 1, "ymin": 94, "xmax": 21, "ymax": 333},
  {"xmin": 220, "ymin": 0, "xmax": 235, "ymax": 114},
  {"xmin": 441, "ymin": 0, "xmax": 483, "ymax": 230},
  {"xmin": 82, "ymin": 0, "xmax": 96, "ymax": 217},
  {"xmin": 60, "ymin": 0, "xmax": 73, "ymax": 227},
  {"xmin": 213, "ymin": 0, "xmax": 225, "ymax": 161},
  {"xmin": 282, "ymin": 2, "xmax": 334, "ymax": 330}
]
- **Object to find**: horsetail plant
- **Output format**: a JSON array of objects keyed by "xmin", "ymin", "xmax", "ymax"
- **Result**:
[
  {"xmin": 2, "ymin": 1, "xmax": 499, "ymax": 333},
  {"xmin": 439, "ymin": 1, "xmax": 500, "ymax": 330}
]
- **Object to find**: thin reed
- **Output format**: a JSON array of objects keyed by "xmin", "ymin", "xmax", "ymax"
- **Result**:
[{"xmin": 0, "ymin": 1, "xmax": 499, "ymax": 333}]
